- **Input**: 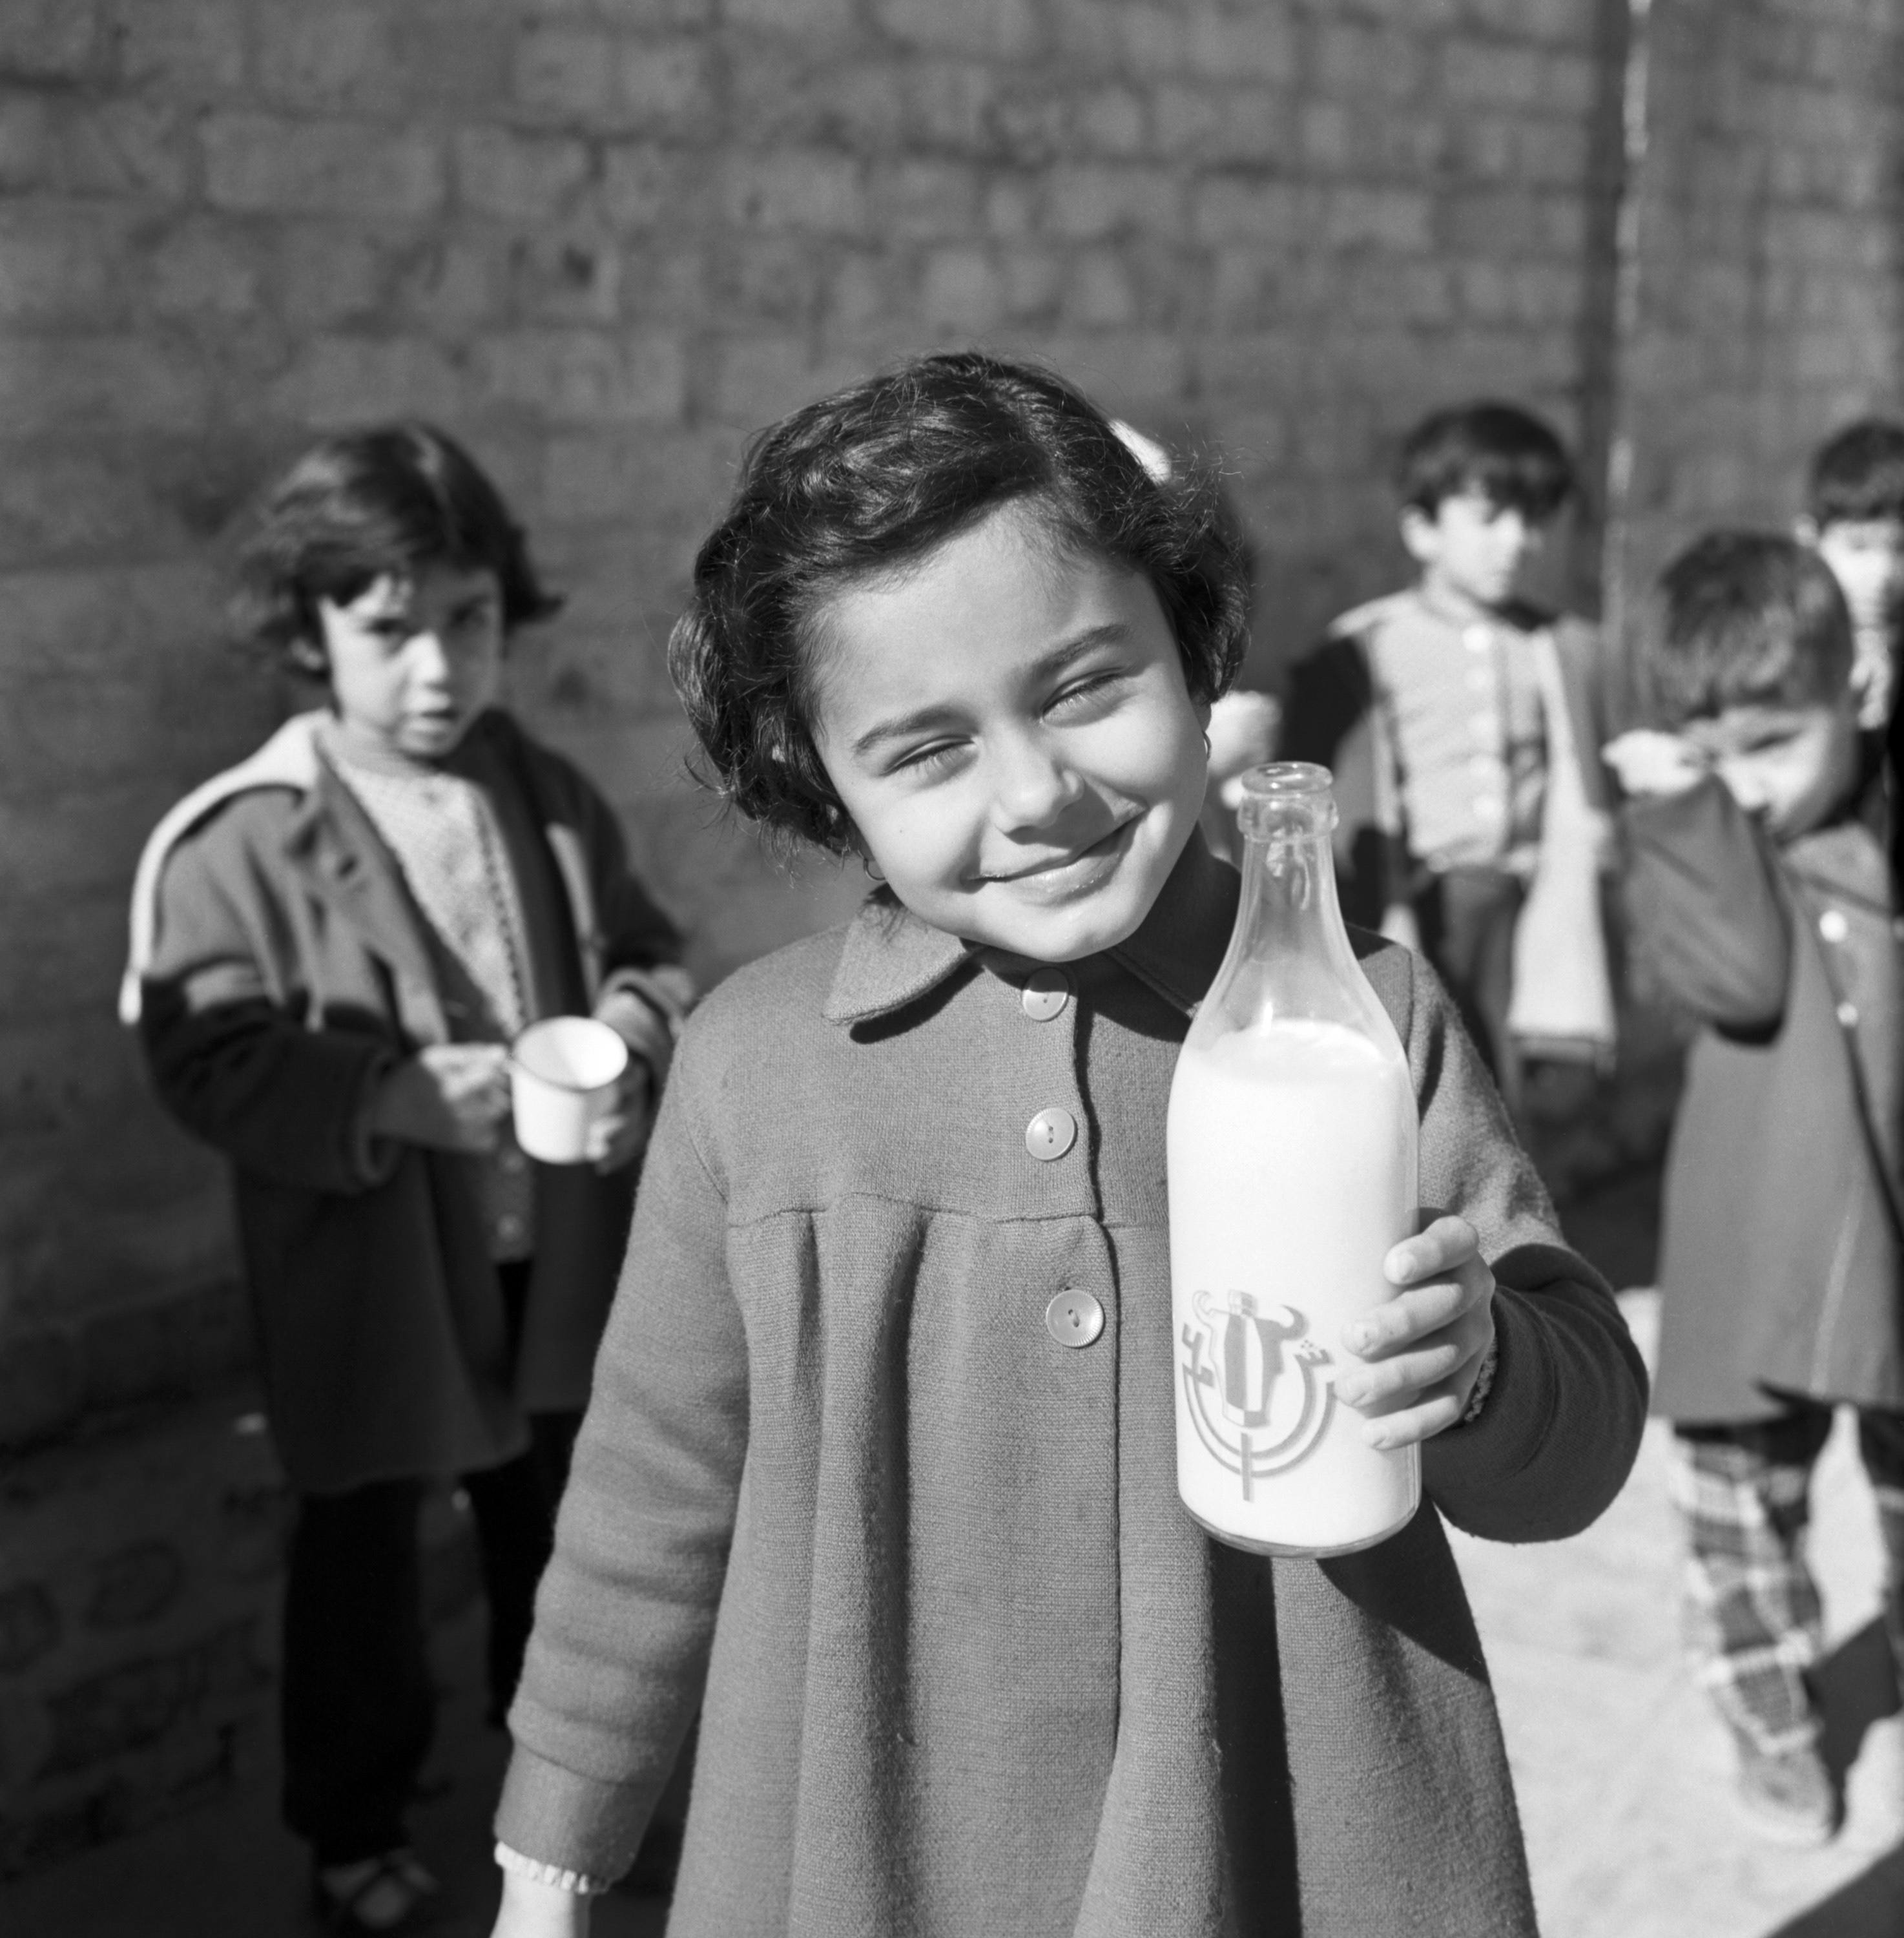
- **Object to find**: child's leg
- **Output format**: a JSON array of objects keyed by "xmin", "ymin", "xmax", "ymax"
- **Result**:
[
  {"xmin": 280, "ymin": 1478, "xmax": 434, "ymax": 1864},
  {"xmin": 1412, "ymin": 866, "xmax": 1525, "ymax": 1112},
  {"xmin": 1669, "ymin": 1407, "xmax": 1835, "ymax": 1751},
  {"xmin": 460, "ymin": 1417, "xmax": 574, "ymax": 1726},
  {"xmin": 1854, "ymin": 1408, "xmax": 1904, "ymax": 1678}
]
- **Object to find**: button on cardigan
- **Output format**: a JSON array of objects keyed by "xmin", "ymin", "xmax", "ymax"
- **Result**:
[{"xmin": 497, "ymin": 837, "xmax": 1648, "ymax": 1937}]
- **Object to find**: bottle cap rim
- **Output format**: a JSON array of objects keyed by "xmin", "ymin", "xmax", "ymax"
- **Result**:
[{"xmin": 1237, "ymin": 760, "xmax": 1332, "ymax": 798}]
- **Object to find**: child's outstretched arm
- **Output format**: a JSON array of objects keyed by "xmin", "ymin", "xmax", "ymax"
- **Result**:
[
  {"xmin": 1361, "ymin": 945, "xmax": 1649, "ymax": 1541},
  {"xmin": 1613, "ymin": 758, "xmax": 1791, "ymax": 1032}
]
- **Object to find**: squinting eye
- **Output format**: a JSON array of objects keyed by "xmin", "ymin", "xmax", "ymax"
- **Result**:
[
  {"xmin": 894, "ymin": 742, "xmax": 963, "ymax": 776},
  {"xmin": 1049, "ymin": 672, "xmax": 1122, "ymax": 714}
]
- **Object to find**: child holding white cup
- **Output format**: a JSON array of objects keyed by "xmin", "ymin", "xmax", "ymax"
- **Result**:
[{"xmin": 125, "ymin": 424, "xmax": 690, "ymax": 1932}]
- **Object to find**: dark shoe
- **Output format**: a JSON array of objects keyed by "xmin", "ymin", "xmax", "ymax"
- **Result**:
[
  {"xmin": 313, "ymin": 1849, "xmax": 441, "ymax": 1932},
  {"xmin": 1732, "ymin": 1736, "xmax": 1841, "ymax": 1846}
]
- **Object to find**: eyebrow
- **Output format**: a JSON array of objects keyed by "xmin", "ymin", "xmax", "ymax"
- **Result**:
[{"xmin": 847, "ymin": 621, "xmax": 1131, "ymax": 759}]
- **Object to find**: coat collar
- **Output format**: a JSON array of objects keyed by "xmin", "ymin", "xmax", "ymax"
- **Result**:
[{"xmin": 822, "ymin": 834, "xmax": 1240, "ymax": 1028}]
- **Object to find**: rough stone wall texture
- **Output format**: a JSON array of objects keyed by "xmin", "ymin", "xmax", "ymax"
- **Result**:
[
  {"xmin": 0, "ymin": 0, "xmax": 1648, "ymax": 1435},
  {"xmin": 1617, "ymin": 0, "xmax": 1904, "ymax": 618}
]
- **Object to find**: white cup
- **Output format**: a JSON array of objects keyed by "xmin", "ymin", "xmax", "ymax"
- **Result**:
[{"xmin": 509, "ymin": 1016, "xmax": 629, "ymax": 1165}]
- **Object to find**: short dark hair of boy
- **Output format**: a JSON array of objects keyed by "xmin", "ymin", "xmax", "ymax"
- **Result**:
[
  {"xmin": 1806, "ymin": 418, "xmax": 1904, "ymax": 528},
  {"xmin": 1394, "ymin": 401, "xmax": 1575, "ymax": 520},
  {"xmin": 230, "ymin": 422, "xmax": 561, "ymax": 672},
  {"xmin": 668, "ymin": 350, "xmax": 1252, "ymax": 855},
  {"xmin": 1646, "ymin": 531, "xmax": 1852, "ymax": 727}
]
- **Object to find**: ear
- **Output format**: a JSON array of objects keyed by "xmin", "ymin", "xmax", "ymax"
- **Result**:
[
  {"xmin": 286, "ymin": 632, "xmax": 330, "ymax": 680},
  {"xmin": 1398, "ymin": 505, "xmax": 1440, "ymax": 567}
]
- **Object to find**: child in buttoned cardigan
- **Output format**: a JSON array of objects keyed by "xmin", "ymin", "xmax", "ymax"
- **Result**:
[
  {"xmin": 490, "ymin": 353, "xmax": 1647, "ymax": 1938},
  {"xmin": 1280, "ymin": 402, "xmax": 1617, "ymax": 1112},
  {"xmin": 1606, "ymin": 532, "xmax": 1904, "ymax": 1847}
]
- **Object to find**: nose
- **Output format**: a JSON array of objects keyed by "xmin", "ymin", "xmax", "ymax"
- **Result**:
[
  {"xmin": 989, "ymin": 729, "xmax": 1082, "ymax": 831},
  {"xmin": 404, "ymin": 626, "xmax": 452, "ymax": 685}
]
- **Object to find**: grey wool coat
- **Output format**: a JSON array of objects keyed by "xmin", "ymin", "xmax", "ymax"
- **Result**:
[
  {"xmin": 497, "ymin": 836, "xmax": 1647, "ymax": 1937},
  {"xmin": 1628, "ymin": 774, "xmax": 1904, "ymax": 1422},
  {"xmin": 130, "ymin": 709, "xmax": 686, "ymax": 1493}
]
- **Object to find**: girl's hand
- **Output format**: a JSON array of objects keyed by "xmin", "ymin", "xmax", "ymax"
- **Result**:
[
  {"xmin": 371, "ymin": 1043, "xmax": 512, "ymax": 1152},
  {"xmin": 1602, "ymin": 728, "xmax": 1708, "ymax": 800},
  {"xmin": 491, "ymin": 1871, "xmax": 592, "ymax": 1937},
  {"xmin": 586, "ymin": 1059, "xmax": 656, "ymax": 1174},
  {"xmin": 1336, "ymin": 1215, "xmax": 1496, "ymax": 1448}
]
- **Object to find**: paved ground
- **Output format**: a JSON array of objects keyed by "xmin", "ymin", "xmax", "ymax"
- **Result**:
[{"xmin": 5, "ymin": 1295, "xmax": 1899, "ymax": 1937}]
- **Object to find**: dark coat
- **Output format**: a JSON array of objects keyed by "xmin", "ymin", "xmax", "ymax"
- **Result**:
[
  {"xmin": 1627, "ymin": 775, "xmax": 1904, "ymax": 1422},
  {"xmin": 132, "ymin": 710, "xmax": 685, "ymax": 1493},
  {"xmin": 496, "ymin": 836, "xmax": 1647, "ymax": 1938}
]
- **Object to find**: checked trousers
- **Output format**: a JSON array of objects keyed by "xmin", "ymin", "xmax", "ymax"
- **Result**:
[{"xmin": 1670, "ymin": 1401, "xmax": 1904, "ymax": 1753}]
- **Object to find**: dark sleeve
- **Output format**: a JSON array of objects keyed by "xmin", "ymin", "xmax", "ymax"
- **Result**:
[
  {"xmin": 1620, "ymin": 775, "xmax": 1790, "ymax": 1031},
  {"xmin": 1398, "ymin": 950, "xmax": 1650, "ymax": 1541},
  {"xmin": 1279, "ymin": 634, "xmax": 1371, "ymax": 770},
  {"xmin": 559, "ymin": 767, "xmax": 685, "ymax": 977},
  {"xmin": 1283, "ymin": 635, "xmax": 1409, "ymax": 922},
  {"xmin": 138, "ymin": 828, "xmax": 398, "ymax": 1195},
  {"xmin": 495, "ymin": 1033, "xmax": 743, "ymax": 1879}
]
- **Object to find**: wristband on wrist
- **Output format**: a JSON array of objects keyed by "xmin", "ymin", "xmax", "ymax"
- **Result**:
[
  {"xmin": 1458, "ymin": 1335, "xmax": 1499, "ymax": 1426},
  {"xmin": 494, "ymin": 1842, "xmax": 611, "ymax": 1897}
]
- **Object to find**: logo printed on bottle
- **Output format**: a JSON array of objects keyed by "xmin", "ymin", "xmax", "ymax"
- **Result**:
[{"xmin": 1179, "ymin": 1291, "xmax": 1336, "ymax": 1499}]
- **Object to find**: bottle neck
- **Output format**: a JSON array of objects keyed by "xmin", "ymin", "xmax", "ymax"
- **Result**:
[
  {"xmin": 1234, "ymin": 820, "xmax": 1360, "ymax": 986},
  {"xmin": 1197, "ymin": 784, "xmax": 1387, "ymax": 1041}
]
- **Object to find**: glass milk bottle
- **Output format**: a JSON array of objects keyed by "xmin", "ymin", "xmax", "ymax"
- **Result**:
[{"xmin": 1167, "ymin": 762, "xmax": 1420, "ymax": 1556}]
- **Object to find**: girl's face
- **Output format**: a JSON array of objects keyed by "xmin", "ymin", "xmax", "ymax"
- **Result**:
[
  {"xmin": 810, "ymin": 501, "xmax": 1211, "ymax": 963},
  {"xmin": 318, "ymin": 561, "xmax": 504, "ymax": 763}
]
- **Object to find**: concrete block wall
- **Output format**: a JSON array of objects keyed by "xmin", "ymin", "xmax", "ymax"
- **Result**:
[
  {"xmin": 0, "ymin": 0, "xmax": 1647, "ymax": 1435},
  {"xmin": 1618, "ymin": 0, "xmax": 1904, "ymax": 614}
]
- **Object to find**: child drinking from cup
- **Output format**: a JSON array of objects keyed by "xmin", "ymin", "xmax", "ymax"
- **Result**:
[
  {"xmin": 491, "ymin": 355, "xmax": 1647, "ymax": 1937},
  {"xmin": 123, "ymin": 424, "xmax": 690, "ymax": 1932},
  {"xmin": 1606, "ymin": 532, "xmax": 1904, "ymax": 1844}
]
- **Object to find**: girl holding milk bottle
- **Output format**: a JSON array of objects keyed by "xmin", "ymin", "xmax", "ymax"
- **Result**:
[
  {"xmin": 492, "ymin": 354, "xmax": 1647, "ymax": 1938},
  {"xmin": 123, "ymin": 424, "xmax": 690, "ymax": 1933}
]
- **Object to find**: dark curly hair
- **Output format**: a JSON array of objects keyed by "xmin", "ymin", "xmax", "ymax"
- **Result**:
[
  {"xmin": 1646, "ymin": 531, "xmax": 1851, "ymax": 727},
  {"xmin": 1394, "ymin": 401, "xmax": 1575, "ymax": 521},
  {"xmin": 668, "ymin": 351, "xmax": 1252, "ymax": 853},
  {"xmin": 229, "ymin": 422, "xmax": 561, "ymax": 673},
  {"xmin": 1807, "ymin": 417, "xmax": 1904, "ymax": 528}
]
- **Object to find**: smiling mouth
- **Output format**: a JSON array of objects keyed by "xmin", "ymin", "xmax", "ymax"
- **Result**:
[{"xmin": 984, "ymin": 818, "xmax": 1138, "ymax": 900}]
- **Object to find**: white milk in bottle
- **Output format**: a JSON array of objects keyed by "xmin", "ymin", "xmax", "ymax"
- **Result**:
[{"xmin": 1167, "ymin": 763, "xmax": 1420, "ymax": 1555}]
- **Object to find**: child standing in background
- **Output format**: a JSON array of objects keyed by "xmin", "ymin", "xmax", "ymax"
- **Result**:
[
  {"xmin": 488, "ymin": 353, "xmax": 1647, "ymax": 1938},
  {"xmin": 1606, "ymin": 532, "xmax": 1904, "ymax": 1847},
  {"xmin": 1798, "ymin": 419, "xmax": 1904, "ymax": 735},
  {"xmin": 1281, "ymin": 402, "xmax": 1615, "ymax": 1110},
  {"xmin": 124, "ymin": 426, "xmax": 690, "ymax": 1932}
]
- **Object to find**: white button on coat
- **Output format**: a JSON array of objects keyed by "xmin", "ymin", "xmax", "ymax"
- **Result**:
[
  {"xmin": 1837, "ymin": 1001, "xmax": 1859, "ymax": 1028},
  {"xmin": 1046, "ymin": 1289, "xmax": 1105, "ymax": 1348},
  {"xmin": 1025, "ymin": 1108, "xmax": 1077, "ymax": 1161},
  {"xmin": 1818, "ymin": 909, "xmax": 1848, "ymax": 944},
  {"xmin": 1020, "ymin": 970, "xmax": 1071, "ymax": 1021}
]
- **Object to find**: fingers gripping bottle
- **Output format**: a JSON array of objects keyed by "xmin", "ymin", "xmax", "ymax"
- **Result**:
[{"xmin": 1168, "ymin": 762, "xmax": 1421, "ymax": 1556}]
